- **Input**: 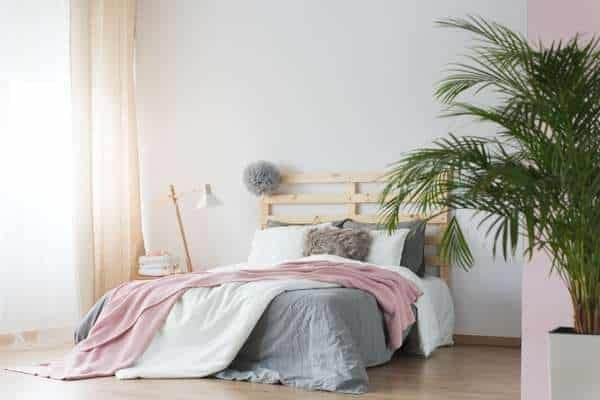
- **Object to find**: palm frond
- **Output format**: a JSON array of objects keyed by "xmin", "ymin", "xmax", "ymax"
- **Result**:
[{"xmin": 440, "ymin": 216, "xmax": 474, "ymax": 270}]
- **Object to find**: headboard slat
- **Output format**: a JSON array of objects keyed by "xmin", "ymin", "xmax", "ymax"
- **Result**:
[
  {"xmin": 265, "ymin": 213, "xmax": 449, "ymax": 225},
  {"xmin": 265, "ymin": 193, "xmax": 385, "ymax": 204},
  {"xmin": 280, "ymin": 172, "xmax": 385, "ymax": 184}
]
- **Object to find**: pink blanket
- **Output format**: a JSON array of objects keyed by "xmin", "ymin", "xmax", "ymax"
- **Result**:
[{"xmin": 26, "ymin": 260, "xmax": 422, "ymax": 380}]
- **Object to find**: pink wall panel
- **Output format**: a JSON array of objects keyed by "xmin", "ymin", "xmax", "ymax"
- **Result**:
[
  {"xmin": 524, "ymin": 1, "xmax": 599, "ymax": 399},
  {"xmin": 528, "ymin": 0, "xmax": 600, "ymax": 43},
  {"xmin": 521, "ymin": 253, "xmax": 572, "ymax": 400}
]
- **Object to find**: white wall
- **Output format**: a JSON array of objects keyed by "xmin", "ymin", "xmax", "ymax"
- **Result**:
[{"xmin": 136, "ymin": 0, "xmax": 525, "ymax": 337}]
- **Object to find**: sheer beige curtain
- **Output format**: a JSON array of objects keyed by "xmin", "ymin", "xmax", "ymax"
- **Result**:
[{"xmin": 71, "ymin": 0, "xmax": 145, "ymax": 313}]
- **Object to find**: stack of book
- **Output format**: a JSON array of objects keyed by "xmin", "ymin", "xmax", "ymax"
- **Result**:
[{"xmin": 138, "ymin": 254, "xmax": 180, "ymax": 276}]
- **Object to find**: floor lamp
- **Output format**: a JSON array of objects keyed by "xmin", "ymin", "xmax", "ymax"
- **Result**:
[{"xmin": 168, "ymin": 184, "xmax": 222, "ymax": 273}]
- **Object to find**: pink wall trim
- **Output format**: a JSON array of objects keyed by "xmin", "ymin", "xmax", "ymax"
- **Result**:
[
  {"xmin": 521, "ymin": 253, "xmax": 572, "ymax": 400},
  {"xmin": 523, "ymin": 1, "xmax": 600, "ymax": 399}
]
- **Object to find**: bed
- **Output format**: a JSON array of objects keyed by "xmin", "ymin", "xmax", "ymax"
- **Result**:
[{"xmin": 74, "ymin": 171, "xmax": 455, "ymax": 394}]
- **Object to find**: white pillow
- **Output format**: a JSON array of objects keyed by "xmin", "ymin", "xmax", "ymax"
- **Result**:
[
  {"xmin": 247, "ymin": 224, "xmax": 331, "ymax": 266},
  {"xmin": 366, "ymin": 229, "xmax": 410, "ymax": 266}
]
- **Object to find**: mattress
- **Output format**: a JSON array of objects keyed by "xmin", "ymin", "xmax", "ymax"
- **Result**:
[{"xmin": 420, "ymin": 276, "xmax": 454, "ymax": 346}]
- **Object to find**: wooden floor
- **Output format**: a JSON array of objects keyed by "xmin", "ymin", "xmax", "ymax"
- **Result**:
[{"xmin": 0, "ymin": 345, "xmax": 519, "ymax": 400}]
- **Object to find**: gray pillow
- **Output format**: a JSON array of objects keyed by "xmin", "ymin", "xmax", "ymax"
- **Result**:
[
  {"xmin": 265, "ymin": 220, "xmax": 346, "ymax": 228},
  {"xmin": 265, "ymin": 220, "xmax": 297, "ymax": 228},
  {"xmin": 341, "ymin": 219, "xmax": 426, "ymax": 276},
  {"xmin": 303, "ymin": 227, "xmax": 372, "ymax": 261}
]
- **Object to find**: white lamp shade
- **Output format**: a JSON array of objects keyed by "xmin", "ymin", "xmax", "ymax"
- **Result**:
[{"xmin": 196, "ymin": 184, "xmax": 222, "ymax": 209}]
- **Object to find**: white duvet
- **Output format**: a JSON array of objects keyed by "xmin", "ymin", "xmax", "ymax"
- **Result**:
[{"xmin": 115, "ymin": 255, "xmax": 454, "ymax": 379}]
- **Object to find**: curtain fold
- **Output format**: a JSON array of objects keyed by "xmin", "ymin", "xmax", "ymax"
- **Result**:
[{"xmin": 71, "ymin": 0, "xmax": 145, "ymax": 313}]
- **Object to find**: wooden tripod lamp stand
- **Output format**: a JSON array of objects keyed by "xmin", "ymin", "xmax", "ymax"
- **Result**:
[{"xmin": 168, "ymin": 183, "xmax": 222, "ymax": 273}]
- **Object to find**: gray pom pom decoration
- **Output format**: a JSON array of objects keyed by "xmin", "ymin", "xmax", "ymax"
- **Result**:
[{"xmin": 243, "ymin": 161, "xmax": 281, "ymax": 196}]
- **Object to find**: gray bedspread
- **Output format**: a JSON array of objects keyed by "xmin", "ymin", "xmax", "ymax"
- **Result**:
[{"xmin": 75, "ymin": 287, "xmax": 414, "ymax": 394}]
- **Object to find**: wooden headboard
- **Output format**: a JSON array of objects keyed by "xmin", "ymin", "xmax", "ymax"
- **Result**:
[{"xmin": 260, "ymin": 172, "xmax": 450, "ymax": 283}]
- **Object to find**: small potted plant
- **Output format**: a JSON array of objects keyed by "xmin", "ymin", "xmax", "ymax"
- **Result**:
[{"xmin": 380, "ymin": 17, "xmax": 600, "ymax": 399}]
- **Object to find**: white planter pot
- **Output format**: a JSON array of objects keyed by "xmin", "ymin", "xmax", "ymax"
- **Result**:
[{"xmin": 549, "ymin": 327, "xmax": 600, "ymax": 400}]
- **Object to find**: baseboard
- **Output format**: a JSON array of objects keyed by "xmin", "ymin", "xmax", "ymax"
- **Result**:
[
  {"xmin": 453, "ymin": 334, "xmax": 521, "ymax": 348},
  {"xmin": 0, "ymin": 327, "xmax": 73, "ymax": 350}
]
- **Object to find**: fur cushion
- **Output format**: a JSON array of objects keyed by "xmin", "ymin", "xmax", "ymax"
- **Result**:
[{"xmin": 303, "ymin": 227, "xmax": 372, "ymax": 261}]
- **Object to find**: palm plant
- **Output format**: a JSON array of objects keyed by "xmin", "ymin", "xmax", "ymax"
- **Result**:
[{"xmin": 381, "ymin": 16, "xmax": 600, "ymax": 335}]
